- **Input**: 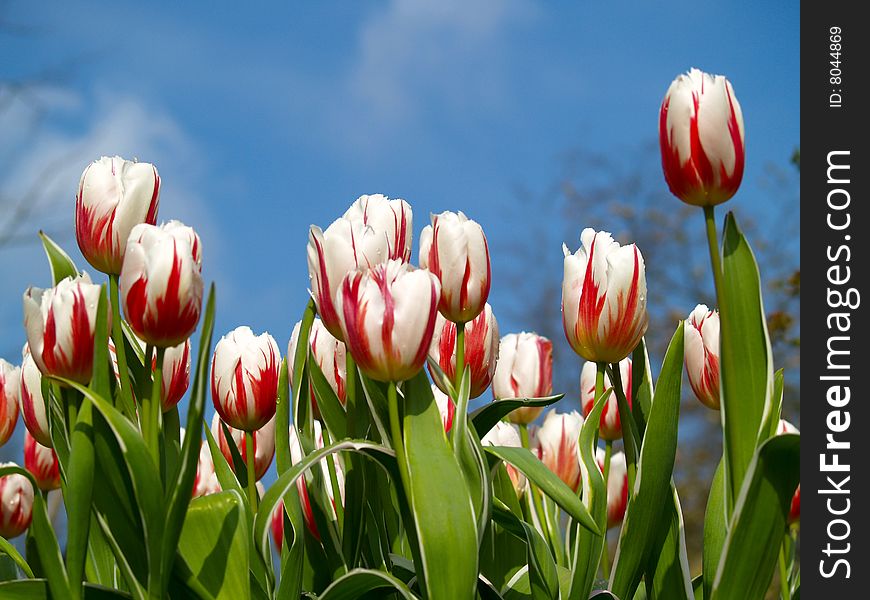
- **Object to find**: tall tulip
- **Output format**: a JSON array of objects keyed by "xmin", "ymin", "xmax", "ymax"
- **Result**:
[
  {"xmin": 533, "ymin": 410, "xmax": 584, "ymax": 492},
  {"xmin": 492, "ymin": 332, "xmax": 553, "ymax": 425},
  {"xmin": 75, "ymin": 156, "xmax": 161, "ymax": 274},
  {"xmin": 562, "ymin": 229, "xmax": 648, "ymax": 363},
  {"xmin": 19, "ymin": 348, "xmax": 52, "ymax": 447},
  {"xmin": 779, "ymin": 419, "xmax": 800, "ymax": 524},
  {"xmin": 419, "ymin": 211, "xmax": 491, "ymax": 323},
  {"xmin": 23, "ymin": 273, "xmax": 102, "ymax": 385},
  {"xmin": 120, "ymin": 221, "xmax": 203, "ymax": 348},
  {"xmin": 684, "ymin": 304, "xmax": 721, "ymax": 410},
  {"xmin": 0, "ymin": 360, "xmax": 20, "ymax": 447},
  {"xmin": 211, "ymin": 326, "xmax": 281, "ymax": 431},
  {"xmin": 336, "ymin": 259, "xmax": 441, "ymax": 383},
  {"xmin": 308, "ymin": 195, "xmax": 413, "ymax": 339},
  {"xmin": 428, "ymin": 304, "xmax": 499, "ymax": 399},
  {"xmin": 481, "ymin": 421, "xmax": 526, "ymax": 496},
  {"xmin": 431, "ymin": 384, "xmax": 455, "ymax": 433},
  {"xmin": 581, "ymin": 358, "xmax": 631, "ymax": 441},
  {"xmin": 159, "ymin": 339, "xmax": 191, "ymax": 411},
  {"xmin": 0, "ymin": 464, "xmax": 34, "ymax": 539},
  {"xmin": 596, "ymin": 448, "xmax": 628, "ymax": 529},
  {"xmin": 212, "ymin": 414, "xmax": 276, "ymax": 481},
  {"xmin": 287, "ymin": 318, "xmax": 347, "ymax": 418},
  {"xmin": 24, "ymin": 431, "xmax": 61, "ymax": 491},
  {"xmin": 659, "ymin": 68, "xmax": 745, "ymax": 207}
]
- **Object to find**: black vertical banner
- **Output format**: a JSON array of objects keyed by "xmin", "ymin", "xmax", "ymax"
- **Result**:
[{"xmin": 802, "ymin": 2, "xmax": 869, "ymax": 596}]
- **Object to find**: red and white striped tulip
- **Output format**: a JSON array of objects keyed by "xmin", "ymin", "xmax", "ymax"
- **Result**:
[
  {"xmin": 212, "ymin": 326, "xmax": 281, "ymax": 431},
  {"xmin": 288, "ymin": 318, "xmax": 347, "ymax": 419},
  {"xmin": 120, "ymin": 221, "xmax": 203, "ymax": 348},
  {"xmin": 193, "ymin": 439, "xmax": 221, "ymax": 498},
  {"xmin": 596, "ymin": 448, "xmax": 628, "ymax": 529},
  {"xmin": 0, "ymin": 360, "xmax": 20, "ymax": 447},
  {"xmin": 580, "ymin": 358, "xmax": 632, "ymax": 441},
  {"xmin": 0, "ymin": 465, "xmax": 33, "ymax": 539},
  {"xmin": 481, "ymin": 421, "xmax": 526, "ymax": 496},
  {"xmin": 271, "ymin": 500, "xmax": 287, "ymax": 550},
  {"xmin": 533, "ymin": 409, "xmax": 584, "ymax": 492},
  {"xmin": 212, "ymin": 414, "xmax": 276, "ymax": 481},
  {"xmin": 159, "ymin": 339, "xmax": 191, "ymax": 411},
  {"xmin": 337, "ymin": 259, "xmax": 441, "ymax": 383},
  {"xmin": 75, "ymin": 156, "xmax": 161, "ymax": 274},
  {"xmin": 562, "ymin": 229, "xmax": 648, "ymax": 363},
  {"xmin": 492, "ymin": 332, "xmax": 553, "ymax": 425},
  {"xmin": 659, "ymin": 68, "xmax": 745, "ymax": 206},
  {"xmin": 431, "ymin": 384, "xmax": 455, "ymax": 433},
  {"xmin": 307, "ymin": 194, "xmax": 413, "ymax": 339},
  {"xmin": 684, "ymin": 304, "xmax": 721, "ymax": 410},
  {"xmin": 24, "ymin": 431, "xmax": 61, "ymax": 491},
  {"xmin": 419, "ymin": 211, "xmax": 491, "ymax": 323},
  {"xmin": 779, "ymin": 419, "xmax": 800, "ymax": 524},
  {"xmin": 19, "ymin": 348, "xmax": 52, "ymax": 447},
  {"xmin": 23, "ymin": 273, "xmax": 101, "ymax": 385},
  {"xmin": 428, "ymin": 304, "xmax": 499, "ymax": 399}
]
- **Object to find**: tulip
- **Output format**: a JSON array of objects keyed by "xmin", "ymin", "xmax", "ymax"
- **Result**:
[
  {"xmin": 0, "ymin": 359, "xmax": 20, "ymax": 447},
  {"xmin": 492, "ymin": 332, "xmax": 553, "ymax": 425},
  {"xmin": 24, "ymin": 431, "xmax": 61, "ymax": 491},
  {"xmin": 659, "ymin": 68, "xmax": 745, "ymax": 207},
  {"xmin": 481, "ymin": 421, "xmax": 526, "ymax": 496},
  {"xmin": 419, "ymin": 211, "xmax": 491, "ymax": 323},
  {"xmin": 288, "ymin": 421, "xmax": 346, "ymax": 541},
  {"xmin": 212, "ymin": 414, "xmax": 276, "ymax": 481},
  {"xmin": 596, "ymin": 448, "xmax": 628, "ymax": 529},
  {"xmin": 431, "ymin": 384, "xmax": 455, "ymax": 433},
  {"xmin": 428, "ymin": 304, "xmax": 499, "ymax": 400},
  {"xmin": 684, "ymin": 304, "xmax": 721, "ymax": 410},
  {"xmin": 271, "ymin": 500, "xmax": 287, "ymax": 550},
  {"xmin": 0, "ymin": 464, "xmax": 34, "ymax": 539},
  {"xmin": 159, "ymin": 339, "xmax": 191, "ymax": 411},
  {"xmin": 19, "ymin": 348, "xmax": 52, "ymax": 447},
  {"xmin": 336, "ymin": 259, "xmax": 441, "ymax": 383},
  {"xmin": 779, "ymin": 419, "xmax": 800, "ymax": 524},
  {"xmin": 562, "ymin": 229, "xmax": 648, "ymax": 363},
  {"xmin": 533, "ymin": 410, "xmax": 584, "ymax": 492},
  {"xmin": 211, "ymin": 326, "xmax": 281, "ymax": 431},
  {"xmin": 580, "ymin": 358, "xmax": 631, "ymax": 441},
  {"xmin": 193, "ymin": 440, "xmax": 221, "ymax": 498},
  {"xmin": 287, "ymin": 318, "xmax": 347, "ymax": 419},
  {"xmin": 308, "ymin": 194, "xmax": 413, "ymax": 340},
  {"xmin": 75, "ymin": 156, "xmax": 161, "ymax": 274},
  {"xmin": 120, "ymin": 221, "xmax": 203, "ymax": 348},
  {"xmin": 23, "ymin": 273, "xmax": 102, "ymax": 385}
]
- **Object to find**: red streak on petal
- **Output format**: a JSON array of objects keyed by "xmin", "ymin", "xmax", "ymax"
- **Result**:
[{"xmin": 535, "ymin": 337, "xmax": 553, "ymax": 397}]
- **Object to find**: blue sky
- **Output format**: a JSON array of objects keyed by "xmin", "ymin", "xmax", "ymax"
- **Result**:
[{"xmin": 1, "ymin": 0, "xmax": 799, "ymax": 457}]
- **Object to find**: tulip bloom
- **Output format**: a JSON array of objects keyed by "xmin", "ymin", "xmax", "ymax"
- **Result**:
[
  {"xmin": 337, "ymin": 260, "xmax": 441, "ymax": 383},
  {"xmin": 211, "ymin": 326, "xmax": 281, "ymax": 431},
  {"xmin": 23, "ymin": 273, "xmax": 101, "ymax": 385},
  {"xmin": 684, "ymin": 304, "xmax": 721, "ymax": 410},
  {"xmin": 288, "ymin": 318, "xmax": 347, "ymax": 418},
  {"xmin": 288, "ymin": 421, "xmax": 346, "ymax": 541},
  {"xmin": 308, "ymin": 195, "xmax": 413, "ymax": 339},
  {"xmin": 596, "ymin": 448, "xmax": 628, "ymax": 529},
  {"xmin": 431, "ymin": 385, "xmax": 455, "ymax": 433},
  {"xmin": 428, "ymin": 304, "xmax": 499, "ymax": 400},
  {"xmin": 120, "ymin": 221, "xmax": 203, "ymax": 348},
  {"xmin": 193, "ymin": 440, "xmax": 221, "ymax": 498},
  {"xmin": 24, "ymin": 432, "xmax": 61, "ymax": 491},
  {"xmin": 659, "ymin": 68, "xmax": 745, "ymax": 207},
  {"xmin": 481, "ymin": 421, "xmax": 526, "ymax": 496},
  {"xmin": 580, "ymin": 358, "xmax": 632, "ymax": 441},
  {"xmin": 492, "ymin": 332, "xmax": 553, "ymax": 425},
  {"xmin": 562, "ymin": 229, "xmax": 648, "ymax": 363},
  {"xmin": 212, "ymin": 414, "xmax": 276, "ymax": 481},
  {"xmin": 19, "ymin": 349, "xmax": 52, "ymax": 447},
  {"xmin": 75, "ymin": 156, "xmax": 161, "ymax": 274},
  {"xmin": 159, "ymin": 339, "xmax": 191, "ymax": 411},
  {"xmin": 0, "ymin": 360, "xmax": 20, "ymax": 447},
  {"xmin": 419, "ymin": 211, "xmax": 491, "ymax": 323},
  {"xmin": 533, "ymin": 410, "xmax": 584, "ymax": 492},
  {"xmin": 779, "ymin": 419, "xmax": 800, "ymax": 524},
  {"xmin": 0, "ymin": 465, "xmax": 34, "ymax": 539}
]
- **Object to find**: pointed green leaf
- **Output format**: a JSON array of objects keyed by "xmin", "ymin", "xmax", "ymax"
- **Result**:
[
  {"xmin": 39, "ymin": 231, "xmax": 78, "ymax": 285},
  {"xmin": 319, "ymin": 568, "xmax": 417, "ymax": 600},
  {"xmin": 471, "ymin": 395, "xmax": 564, "ymax": 439}
]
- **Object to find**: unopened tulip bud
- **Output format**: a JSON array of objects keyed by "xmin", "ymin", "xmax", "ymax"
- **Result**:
[
  {"xmin": 428, "ymin": 304, "xmax": 499, "ymax": 399},
  {"xmin": 481, "ymin": 421, "xmax": 526, "ymax": 496},
  {"xmin": 24, "ymin": 431, "xmax": 61, "ymax": 491},
  {"xmin": 431, "ymin": 384, "xmax": 455, "ymax": 433},
  {"xmin": 212, "ymin": 414, "xmax": 276, "ymax": 481},
  {"xmin": 596, "ymin": 448, "xmax": 628, "ymax": 529},
  {"xmin": 684, "ymin": 305, "xmax": 721, "ymax": 410},
  {"xmin": 337, "ymin": 260, "xmax": 441, "ymax": 382},
  {"xmin": 288, "ymin": 318, "xmax": 347, "ymax": 419},
  {"xmin": 159, "ymin": 340, "xmax": 191, "ymax": 411},
  {"xmin": 659, "ymin": 68, "xmax": 745, "ymax": 206},
  {"xmin": 75, "ymin": 156, "xmax": 161, "ymax": 274},
  {"xmin": 562, "ymin": 229, "xmax": 648, "ymax": 363},
  {"xmin": 212, "ymin": 326, "xmax": 281, "ymax": 431},
  {"xmin": 580, "ymin": 359, "xmax": 631, "ymax": 441},
  {"xmin": 120, "ymin": 221, "xmax": 203, "ymax": 348},
  {"xmin": 779, "ymin": 419, "xmax": 800, "ymax": 524},
  {"xmin": 0, "ymin": 360, "xmax": 20, "ymax": 447},
  {"xmin": 23, "ymin": 273, "xmax": 101, "ymax": 385},
  {"xmin": 308, "ymin": 195, "xmax": 413, "ymax": 339},
  {"xmin": 533, "ymin": 410, "xmax": 584, "ymax": 492},
  {"xmin": 492, "ymin": 332, "xmax": 553, "ymax": 425},
  {"xmin": 419, "ymin": 211, "xmax": 491, "ymax": 323},
  {"xmin": 0, "ymin": 464, "xmax": 34, "ymax": 539},
  {"xmin": 19, "ymin": 349, "xmax": 52, "ymax": 447}
]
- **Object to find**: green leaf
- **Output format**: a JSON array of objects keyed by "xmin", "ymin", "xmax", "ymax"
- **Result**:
[
  {"xmin": 492, "ymin": 503, "xmax": 559, "ymax": 600},
  {"xmin": 0, "ymin": 535, "xmax": 34, "ymax": 578},
  {"xmin": 0, "ymin": 580, "xmax": 48, "ymax": 599},
  {"xmin": 630, "ymin": 339, "xmax": 654, "ymax": 437},
  {"xmin": 84, "ymin": 514, "xmax": 117, "ymax": 587},
  {"xmin": 290, "ymin": 299, "xmax": 317, "ymax": 434},
  {"xmin": 471, "ymin": 395, "xmax": 564, "ymax": 439},
  {"xmin": 645, "ymin": 485, "xmax": 693, "ymax": 599},
  {"xmin": 275, "ymin": 357, "xmax": 293, "ymax": 475},
  {"xmin": 719, "ymin": 212, "xmax": 775, "ymax": 508},
  {"xmin": 702, "ymin": 459, "xmax": 726, "ymax": 600},
  {"xmin": 359, "ymin": 376, "xmax": 391, "ymax": 444},
  {"xmin": 39, "ymin": 231, "xmax": 78, "ymax": 285},
  {"xmin": 309, "ymin": 348, "xmax": 347, "ymax": 439},
  {"xmin": 710, "ymin": 433, "xmax": 800, "ymax": 600},
  {"xmin": 93, "ymin": 513, "xmax": 147, "ymax": 600},
  {"xmin": 610, "ymin": 322, "xmax": 684, "ymax": 600},
  {"xmin": 453, "ymin": 370, "xmax": 492, "ymax": 542},
  {"xmin": 319, "ymin": 568, "xmax": 417, "ymax": 600}
]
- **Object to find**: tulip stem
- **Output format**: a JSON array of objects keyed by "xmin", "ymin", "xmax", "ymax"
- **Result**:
[
  {"xmin": 109, "ymin": 274, "xmax": 137, "ymax": 421},
  {"xmin": 778, "ymin": 538, "xmax": 791, "ymax": 600},
  {"xmin": 703, "ymin": 205, "xmax": 724, "ymax": 300},
  {"xmin": 607, "ymin": 362, "xmax": 638, "ymax": 493},
  {"xmin": 245, "ymin": 431, "xmax": 258, "ymax": 510},
  {"xmin": 601, "ymin": 438, "xmax": 613, "ymax": 578},
  {"xmin": 144, "ymin": 347, "xmax": 165, "ymax": 469},
  {"xmin": 387, "ymin": 381, "xmax": 412, "ymax": 510},
  {"xmin": 322, "ymin": 428, "xmax": 344, "ymax": 529},
  {"xmin": 452, "ymin": 322, "xmax": 469, "ymax": 457},
  {"xmin": 519, "ymin": 424, "xmax": 549, "ymax": 538}
]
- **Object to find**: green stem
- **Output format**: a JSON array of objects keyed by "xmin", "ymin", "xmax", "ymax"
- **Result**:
[
  {"xmin": 109, "ymin": 275, "xmax": 137, "ymax": 420},
  {"xmin": 520, "ymin": 424, "xmax": 549, "ymax": 535},
  {"xmin": 245, "ymin": 430, "xmax": 258, "ymax": 510},
  {"xmin": 387, "ymin": 382, "xmax": 411, "ymax": 496},
  {"xmin": 144, "ymin": 347, "xmax": 164, "ymax": 469},
  {"xmin": 703, "ymin": 205, "xmax": 724, "ymax": 301},
  {"xmin": 322, "ymin": 428, "xmax": 345, "ymax": 528},
  {"xmin": 608, "ymin": 362, "xmax": 638, "ymax": 493},
  {"xmin": 778, "ymin": 538, "xmax": 791, "ymax": 600},
  {"xmin": 601, "ymin": 439, "xmax": 613, "ymax": 579},
  {"xmin": 451, "ymin": 322, "xmax": 467, "ymax": 455},
  {"xmin": 603, "ymin": 440, "xmax": 613, "ymax": 491}
]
